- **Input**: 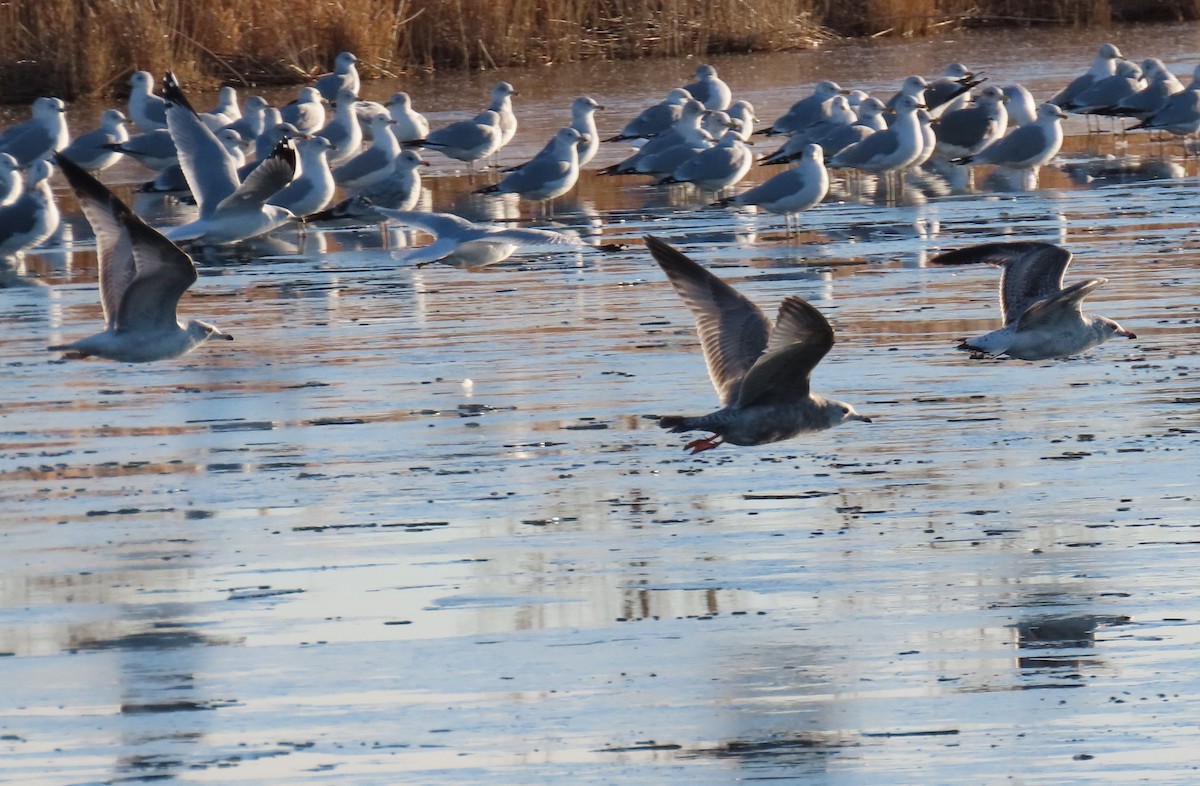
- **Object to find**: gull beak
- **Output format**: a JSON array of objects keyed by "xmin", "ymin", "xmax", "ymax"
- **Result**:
[
  {"xmin": 217, "ymin": 330, "xmax": 234, "ymax": 341},
  {"xmin": 853, "ymin": 414, "xmax": 872, "ymax": 423},
  {"xmin": 1121, "ymin": 329, "xmax": 1137, "ymax": 339}
]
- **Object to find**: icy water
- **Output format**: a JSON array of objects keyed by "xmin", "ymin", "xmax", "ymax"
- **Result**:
[{"xmin": 3, "ymin": 21, "xmax": 1200, "ymax": 785}]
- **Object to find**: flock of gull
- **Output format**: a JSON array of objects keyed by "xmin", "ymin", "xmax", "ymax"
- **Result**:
[{"xmin": 0, "ymin": 42, "xmax": 1162, "ymax": 451}]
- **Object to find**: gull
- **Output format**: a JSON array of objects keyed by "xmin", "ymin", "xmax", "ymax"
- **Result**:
[
  {"xmin": 47, "ymin": 153, "xmax": 232, "ymax": 362},
  {"xmin": 307, "ymin": 149, "xmax": 428, "ymax": 222},
  {"xmin": 0, "ymin": 154, "xmax": 21, "ymax": 206},
  {"xmin": 315, "ymin": 52, "xmax": 361, "ymax": 102},
  {"xmin": 201, "ymin": 86, "xmax": 242, "ymax": 130},
  {"xmin": 931, "ymin": 241, "xmax": 1135, "ymax": 360},
  {"xmin": 128, "ymin": 71, "xmax": 169, "ymax": 132},
  {"xmin": 332, "ymin": 114, "xmax": 400, "ymax": 190},
  {"xmin": 223, "ymin": 95, "xmax": 270, "ymax": 143},
  {"xmin": 600, "ymin": 99, "xmax": 711, "ymax": 175},
  {"xmin": 1130, "ymin": 69, "xmax": 1200, "ymax": 135},
  {"xmin": 726, "ymin": 100, "xmax": 758, "ymax": 138},
  {"xmin": 717, "ymin": 142, "xmax": 828, "ymax": 232},
  {"xmin": 1096, "ymin": 60, "xmax": 1184, "ymax": 120},
  {"xmin": 375, "ymin": 209, "xmax": 584, "ymax": 267},
  {"xmin": 268, "ymin": 136, "xmax": 335, "ymax": 217},
  {"xmin": 318, "ymin": 88, "xmax": 364, "ymax": 166},
  {"xmin": 104, "ymin": 129, "xmax": 177, "ymax": 171},
  {"xmin": 238, "ymin": 121, "xmax": 298, "ymax": 180},
  {"xmin": 933, "ymin": 85, "xmax": 1009, "ymax": 161},
  {"xmin": 659, "ymin": 130, "xmax": 752, "ymax": 191},
  {"xmin": 161, "ymin": 72, "xmax": 297, "ymax": 244},
  {"xmin": 959, "ymin": 103, "xmax": 1066, "ymax": 171},
  {"xmin": 924, "ymin": 63, "xmax": 983, "ymax": 117},
  {"xmin": 829, "ymin": 94, "xmax": 926, "ymax": 174},
  {"xmin": 486, "ymin": 81, "xmax": 519, "ymax": 148},
  {"xmin": 761, "ymin": 80, "xmax": 848, "ymax": 136},
  {"xmin": 385, "ymin": 92, "xmax": 430, "ymax": 143},
  {"xmin": 1002, "ymin": 85, "xmax": 1037, "ymax": 127},
  {"xmin": 1066, "ymin": 59, "xmax": 1143, "ymax": 115},
  {"xmin": 0, "ymin": 159, "xmax": 58, "ymax": 259},
  {"xmin": 910, "ymin": 109, "xmax": 936, "ymax": 169},
  {"xmin": 280, "ymin": 87, "xmax": 326, "ymax": 135},
  {"xmin": 682, "ymin": 64, "xmax": 732, "ymax": 111},
  {"xmin": 0, "ymin": 97, "xmax": 69, "ymax": 167},
  {"xmin": 559, "ymin": 96, "xmax": 603, "ymax": 167},
  {"xmin": 645, "ymin": 235, "xmax": 869, "ymax": 454},
  {"xmin": 59, "ymin": 108, "xmax": 128, "ymax": 174},
  {"xmin": 605, "ymin": 88, "xmax": 692, "ymax": 142},
  {"xmin": 1050, "ymin": 43, "xmax": 1125, "ymax": 108},
  {"xmin": 476, "ymin": 127, "xmax": 583, "ymax": 202},
  {"xmin": 408, "ymin": 109, "xmax": 503, "ymax": 168},
  {"xmin": 884, "ymin": 75, "xmax": 930, "ymax": 112},
  {"xmin": 791, "ymin": 94, "xmax": 857, "ymax": 147}
]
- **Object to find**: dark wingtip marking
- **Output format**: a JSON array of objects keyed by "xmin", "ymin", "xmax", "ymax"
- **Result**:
[{"xmin": 162, "ymin": 71, "xmax": 198, "ymax": 115}]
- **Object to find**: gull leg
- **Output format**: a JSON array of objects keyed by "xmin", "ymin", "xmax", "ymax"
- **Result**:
[{"xmin": 683, "ymin": 435, "xmax": 723, "ymax": 454}]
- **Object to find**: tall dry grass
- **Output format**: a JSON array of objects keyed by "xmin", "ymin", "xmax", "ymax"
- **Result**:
[{"xmin": 2, "ymin": 0, "xmax": 1200, "ymax": 102}]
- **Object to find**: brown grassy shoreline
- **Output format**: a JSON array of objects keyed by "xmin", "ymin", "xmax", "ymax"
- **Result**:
[{"xmin": 2, "ymin": 0, "xmax": 1199, "ymax": 103}]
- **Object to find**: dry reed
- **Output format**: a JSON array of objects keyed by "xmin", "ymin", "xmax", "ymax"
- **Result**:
[{"xmin": 1, "ymin": 0, "xmax": 1199, "ymax": 103}]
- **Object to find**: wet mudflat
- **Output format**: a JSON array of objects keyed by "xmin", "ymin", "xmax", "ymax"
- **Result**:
[{"xmin": 2, "ymin": 22, "xmax": 1200, "ymax": 785}]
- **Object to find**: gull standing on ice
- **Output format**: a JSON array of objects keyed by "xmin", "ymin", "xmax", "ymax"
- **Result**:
[
  {"xmin": 375, "ymin": 209, "xmax": 584, "ymax": 267},
  {"xmin": 385, "ymin": 92, "xmax": 430, "ymax": 143},
  {"xmin": 0, "ymin": 97, "xmax": 69, "ymax": 168},
  {"xmin": 268, "ymin": 136, "xmax": 336, "ymax": 217},
  {"xmin": 486, "ymin": 82, "xmax": 519, "ymax": 148},
  {"xmin": 315, "ymin": 52, "xmax": 361, "ymax": 102},
  {"xmin": 161, "ymin": 72, "xmax": 298, "ymax": 244},
  {"xmin": 60, "ymin": 108, "xmax": 128, "ymax": 174},
  {"xmin": 718, "ymin": 142, "xmax": 829, "ymax": 232},
  {"xmin": 605, "ymin": 88, "xmax": 692, "ymax": 142},
  {"xmin": 829, "ymin": 94, "xmax": 926, "ymax": 175},
  {"xmin": 645, "ymin": 235, "xmax": 869, "ymax": 454},
  {"xmin": 682, "ymin": 64, "xmax": 732, "ymax": 111},
  {"xmin": 332, "ymin": 114, "xmax": 400, "ymax": 190},
  {"xmin": 409, "ymin": 109, "xmax": 504, "ymax": 169},
  {"xmin": 761, "ymin": 81, "xmax": 848, "ymax": 137},
  {"xmin": 318, "ymin": 88, "xmax": 365, "ymax": 167},
  {"xmin": 659, "ymin": 129, "xmax": 752, "ymax": 191},
  {"xmin": 306, "ymin": 149, "xmax": 428, "ymax": 222},
  {"xmin": 476, "ymin": 127, "xmax": 584, "ymax": 203},
  {"xmin": 931, "ymin": 241, "xmax": 1135, "ymax": 360},
  {"xmin": 959, "ymin": 102, "xmax": 1066, "ymax": 172},
  {"xmin": 280, "ymin": 87, "xmax": 326, "ymax": 135},
  {"xmin": 1050, "ymin": 43, "xmax": 1126, "ymax": 108},
  {"xmin": 933, "ymin": 85, "xmax": 1009, "ymax": 161},
  {"xmin": 47, "ymin": 154, "xmax": 232, "ymax": 362},
  {"xmin": 128, "ymin": 71, "xmax": 169, "ymax": 133},
  {"xmin": 0, "ymin": 158, "xmax": 58, "ymax": 259}
]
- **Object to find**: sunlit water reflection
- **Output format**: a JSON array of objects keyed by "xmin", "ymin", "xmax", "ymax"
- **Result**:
[{"xmin": 2, "ymin": 21, "xmax": 1200, "ymax": 785}]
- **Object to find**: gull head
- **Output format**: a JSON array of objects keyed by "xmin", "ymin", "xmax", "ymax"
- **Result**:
[
  {"xmin": 188, "ymin": 320, "xmax": 233, "ymax": 343},
  {"xmin": 335, "ymin": 51, "xmax": 358, "ymax": 72},
  {"xmin": 823, "ymin": 398, "xmax": 872, "ymax": 428},
  {"xmin": 130, "ymin": 71, "xmax": 154, "ymax": 91},
  {"xmin": 1100, "ymin": 317, "xmax": 1136, "ymax": 341},
  {"xmin": 695, "ymin": 63, "xmax": 718, "ymax": 80},
  {"xmin": 1098, "ymin": 42, "xmax": 1123, "ymax": 60}
]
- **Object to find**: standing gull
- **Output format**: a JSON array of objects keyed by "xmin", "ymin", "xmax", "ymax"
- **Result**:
[
  {"xmin": 385, "ymin": 92, "xmax": 430, "ymax": 143},
  {"xmin": 931, "ymin": 241, "xmax": 1135, "ymax": 360},
  {"xmin": 761, "ymin": 81, "xmax": 848, "ymax": 137},
  {"xmin": 408, "ymin": 109, "xmax": 504, "ymax": 169},
  {"xmin": 682, "ymin": 64, "xmax": 732, "ymax": 111},
  {"xmin": 660, "ymin": 129, "xmax": 752, "ymax": 191},
  {"xmin": 924, "ymin": 63, "xmax": 983, "ymax": 118},
  {"xmin": 0, "ymin": 158, "xmax": 58, "ymax": 259},
  {"xmin": 332, "ymin": 114, "xmax": 400, "ymax": 190},
  {"xmin": 605, "ymin": 88, "xmax": 692, "ymax": 142},
  {"xmin": 718, "ymin": 143, "xmax": 829, "ymax": 232},
  {"xmin": 933, "ymin": 85, "xmax": 1009, "ymax": 161},
  {"xmin": 1050, "ymin": 43, "xmax": 1125, "ymax": 108},
  {"xmin": 315, "ymin": 52, "xmax": 361, "ymax": 102},
  {"xmin": 268, "ymin": 136, "xmax": 336, "ymax": 217},
  {"xmin": 645, "ymin": 235, "xmax": 869, "ymax": 454},
  {"xmin": 487, "ymin": 82, "xmax": 519, "ymax": 149},
  {"xmin": 374, "ymin": 209, "xmax": 584, "ymax": 267},
  {"xmin": 128, "ymin": 71, "xmax": 169, "ymax": 133},
  {"xmin": 280, "ymin": 87, "xmax": 326, "ymax": 135},
  {"xmin": 476, "ymin": 127, "xmax": 584, "ymax": 203},
  {"xmin": 318, "ymin": 88, "xmax": 365, "ymax": 167},
  {"xmin": 307, "ymin": 149, "xmax": 428, "ymax": 222},
  {"xmin": 47, "ymin": 154, "xmax": 232, "ymax": 362},
  {"xmin": 0, "ymin": 97, "xmax": 69, "ymax": 167},
  {"xmin": 60, "ymin": 108, "xmax": 128, "ymax": 174},
  {"xmin": 959, "ymin": 102, "xmax": 1066, "ymax": 172},
  {"xmin": 829, "ymin": 94, "xmax": 926, "ymax": 175}
]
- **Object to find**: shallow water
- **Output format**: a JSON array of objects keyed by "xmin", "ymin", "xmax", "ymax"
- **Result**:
[{"xmin": 3, "ymin": 21, "xmax": 1200, "ymax": 785}]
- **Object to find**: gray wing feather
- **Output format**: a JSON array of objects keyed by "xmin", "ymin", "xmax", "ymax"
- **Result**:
[
  {"xmin": 930, "ymin": 241, "xmax": 1072, "ymax": 324},
  {"xmin": 645, "ymin": 235, "xmax": 772, "ymax": 406},
  {"xmin": 735, "ymin": 297, "xmax": 834, "ymax": 408}
]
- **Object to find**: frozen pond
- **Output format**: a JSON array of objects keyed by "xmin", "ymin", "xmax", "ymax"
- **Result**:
[{"xmin": 2, "ymin": 21, "xmax": 1200, "ymax": 784}]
